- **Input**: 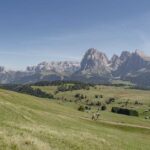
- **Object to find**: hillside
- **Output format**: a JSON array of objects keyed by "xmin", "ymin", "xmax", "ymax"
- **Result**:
[{"xmin": 0, "ymin": 87, "xmax": 150, "ymax": 150}]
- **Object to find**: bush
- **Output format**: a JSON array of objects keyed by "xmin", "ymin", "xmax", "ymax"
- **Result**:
[
  {"xmin": 100, "ymin": 95, "xmax": 103, "ymax": 98},
  {"xmin": 88, "ymin": 102, "xmax": 95, "ymax": 106},
  {"xmin": 109, "ymin": 97, "xmax": 115, "ymax": 102},
  {"xmin": 101, "ymin": 105, "xmax": 107, "ymax": 111},
  {"xmin": 85, "ymin": 106, "xmax": 91, "ymax": 110},
  {"xmin": 80, "ymin": 94, "xmax": 85, "ymax": 99},
  {"xmin": 74, "ymin": 93, "xmax": 85, "ymax": 100},
  {"xmin": 95, "ymin": 95, "xmax": 99, "ymax": 98},
  {"xmin": 95, "ymin": 95, "xmax": 103, "ymax": 98},
  {"xmin": 134, "ymin": 100, "xmax": 139, "ymax": 105},
  {"xmin": 75, "ymin": 93, "xmax": 80, "ymax": 98},
  {"xmin": 111, "ymin": 107, "xmax": 139, "ymax": 116},
  {"xmin": 96, "ymin": 101, "xmax": 101, "ymax": 106},
  {"xmin": 134, "ymin": 100, "xmax": 143, "ymax": 105},
  {"xmin": 78, "ymin": 105, "xmax": 85, "ymax": 112},
  {"xmin": 106, "ymin": 97, "xmax": 115, "ymax": 104}
]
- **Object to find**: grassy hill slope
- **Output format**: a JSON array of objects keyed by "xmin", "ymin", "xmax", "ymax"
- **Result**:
[{"xmin": 0, "ymin": 88, "xmax": 150, "ymax": 150}]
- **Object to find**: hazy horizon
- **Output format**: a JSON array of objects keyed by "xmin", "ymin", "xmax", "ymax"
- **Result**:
[{"xmin": 1, "ymin": 0, "xmax": 150, "ymax": 69}]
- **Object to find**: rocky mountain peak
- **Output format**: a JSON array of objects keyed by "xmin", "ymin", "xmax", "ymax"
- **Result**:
[
  {"xmin": 133, "ymin": 49, "xmax": 150, "ymax": 62},
  {"xmin": 114, "ymin": 49, "xmax": 150, "ymax": 77},
  {"xmin": 79, "ymin": 48, "xmax": 111, "ymax": 76},
  {"xmin": 80, "ymin": 48, "xmax": 109, "ymax": 69},
  {"xmin": 0, "ymin": 66, "xmax": 5, "ymax": 73},
  {"xmin": 110, "ymin": 54, "xmax": 121, "ymax": 70},
  {"xmin": 120, "ymin": 51, "xmax": 131, "ymax": 62},
  {"xmin": 86, "ymin": 48, "xmax": 97, "ymax": 54},
  {"xmin": 134, "ymin": 49, "xmax": 145, "ymax": 57},
  {"xmin": 111, "ymin": 54, "xmax": 119, "ymax": 62}
]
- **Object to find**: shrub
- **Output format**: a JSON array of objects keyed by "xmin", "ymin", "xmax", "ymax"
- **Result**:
[
  {"xmin": 75, "ymin": 93, "xmax": 85, "ymax": 100},
  {"xmin": 134, "ymin": 100, "xmax": 139, "ymax": 105},
  {"xmin": 75, "ymin": 93, "xmax": 80, "ymax": 98},
  {"xmin": 85, "ymin": 99, "xmax": 89, "ymax": 103},
  {"xmin": 101, "ymin": 105, "xmax": 107, "ymax": 111},
  {"xmin": 100, "ymin": 95, "xmax": 103, "ymax": 98},
  {"xmin": 96, "ymin": 101, "xmax": 101, "ymax": 106},
  {"xmin": 134, "ymin": 101, "xmax": 143, "ymax": 105},
  {"xmin": 80, "ymin": 94, "xmax": 85, "ymax": 99},
  {"xmin": 95, "ymin": 95, "xmax": 103, "ymax": 98},
  {"xmin": 106, "ymin": 97, "xmax": 115, "ymax": 104},
  {"xmin": 109, "ymin": 97, "xmax": 115, "ymax": 102},
  {"xmin": 88, "ymin": 102, "xmax": 95, "ymax": 106},
  {"xmin": 85, "ymin": 106, "xmax": 91, "ymax": 110},
  {"xmin": 95, "ymin": 95, "xmax": 99, "ymax": 98},
  {"xmin": 78, "ymin": 105, "xmax": 85, "ymax": 112},
  {"xmin": 111, "ymin": 107, "xmax": 139, "ymax": 116}
]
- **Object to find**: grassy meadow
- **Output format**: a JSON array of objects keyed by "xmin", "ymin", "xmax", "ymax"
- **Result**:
[{"xmin": 0, "ymin": 84, "xmax": 150, "ymax": 150}]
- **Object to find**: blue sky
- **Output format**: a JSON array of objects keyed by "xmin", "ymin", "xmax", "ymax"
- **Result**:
[{"xmin": 0, "ymin": 0, "xmax": 150, "ymax": 70}]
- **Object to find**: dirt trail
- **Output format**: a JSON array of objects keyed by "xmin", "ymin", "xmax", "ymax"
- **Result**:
[
  {"xmin": 81, "ymin": 117, "xmax": 150, "ymax": 130},
  {"xmin": 99, "ymin": 120, "xmax": 150, "ymax": 130}
]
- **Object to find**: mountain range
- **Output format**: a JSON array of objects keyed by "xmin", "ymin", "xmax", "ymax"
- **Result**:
[{"xmin": 1, "ymin": 48, "xmax": 150, "ymax": 87}]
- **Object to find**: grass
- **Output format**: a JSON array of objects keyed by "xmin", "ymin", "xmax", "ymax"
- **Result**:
[
  {"xmin": 33, "ymin": 85, "xmax": 150, "ymax": 115},
  {"xmin": 33, "ymin": 85, "xmax": 150, "ymax": 102},
  {"xmin": 0, "ymin": 87, "xmax": 150, "ymax": 150}
]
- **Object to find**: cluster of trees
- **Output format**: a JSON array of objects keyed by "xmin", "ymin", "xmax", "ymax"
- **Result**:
[
  {"xmin": 1, "ymin": 84, "xmax": 54, "ymax": 99},
  {"xmin": 32, "ymin": 80, "xmax": 93, "ymax": 92},
  {"xmin": 57, "ymin": 84, "xmax": 90, "ymax": 92},
  {"xmin": 87, "ymin": 101, "xmax": 101, "ymax": 106},
  {"xmin": 78, "ymin": 105, "xmax": 91, "ymax": 112},
  {"xmin": 33, "ymin": 81, "xmax": 51, "ymax": 86},
  {"xmin": 95, "ymin": 94, "xmax": 103, "ymax": 98},
  {"xmin": 111, "ymin": 107, "xmax": 139, "ymax": 116},
  {"xmin": 78, "ymin": 104, "xmax": 107, "ymax": 112},
  {"xmin": 16, "ymin": 85, "xmax": 54, "ymax": 99},
  {"xmin": 33, "ymin": 80, "xmax": 93, "ymax": 86},
  {"xmin": 74, "ymin": 93, "xmax": 86, "ymax": 100},
  {"xmin": 134, "ymin": 100, "xmax": 143, "ymax": 105}
]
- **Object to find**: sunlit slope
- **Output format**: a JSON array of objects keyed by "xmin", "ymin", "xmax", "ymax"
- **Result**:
[
  {"xmin": 33, "ymin": 85, "xmax": 150, "ymax": 104},
  {"xmin": 33, "ymin": 85, "xmax": 150, "ymax": 125},
  {"xmin": 0, "ymin": 89, "xmax": 150, "ymax": 150}
]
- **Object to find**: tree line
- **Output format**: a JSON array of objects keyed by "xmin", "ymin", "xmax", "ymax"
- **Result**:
[{"xmin": 0, "ymin": 84, "xmax": 54, "ymax": 99}]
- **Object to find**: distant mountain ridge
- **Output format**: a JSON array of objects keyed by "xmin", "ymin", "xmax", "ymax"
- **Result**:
[
  {"xmin": 27, "ymin": 61, "xmax": 80, "ymax": 74},
  {"xmin": 0, "ymin": 48, "xmax": 150, "ymax": 87}
]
